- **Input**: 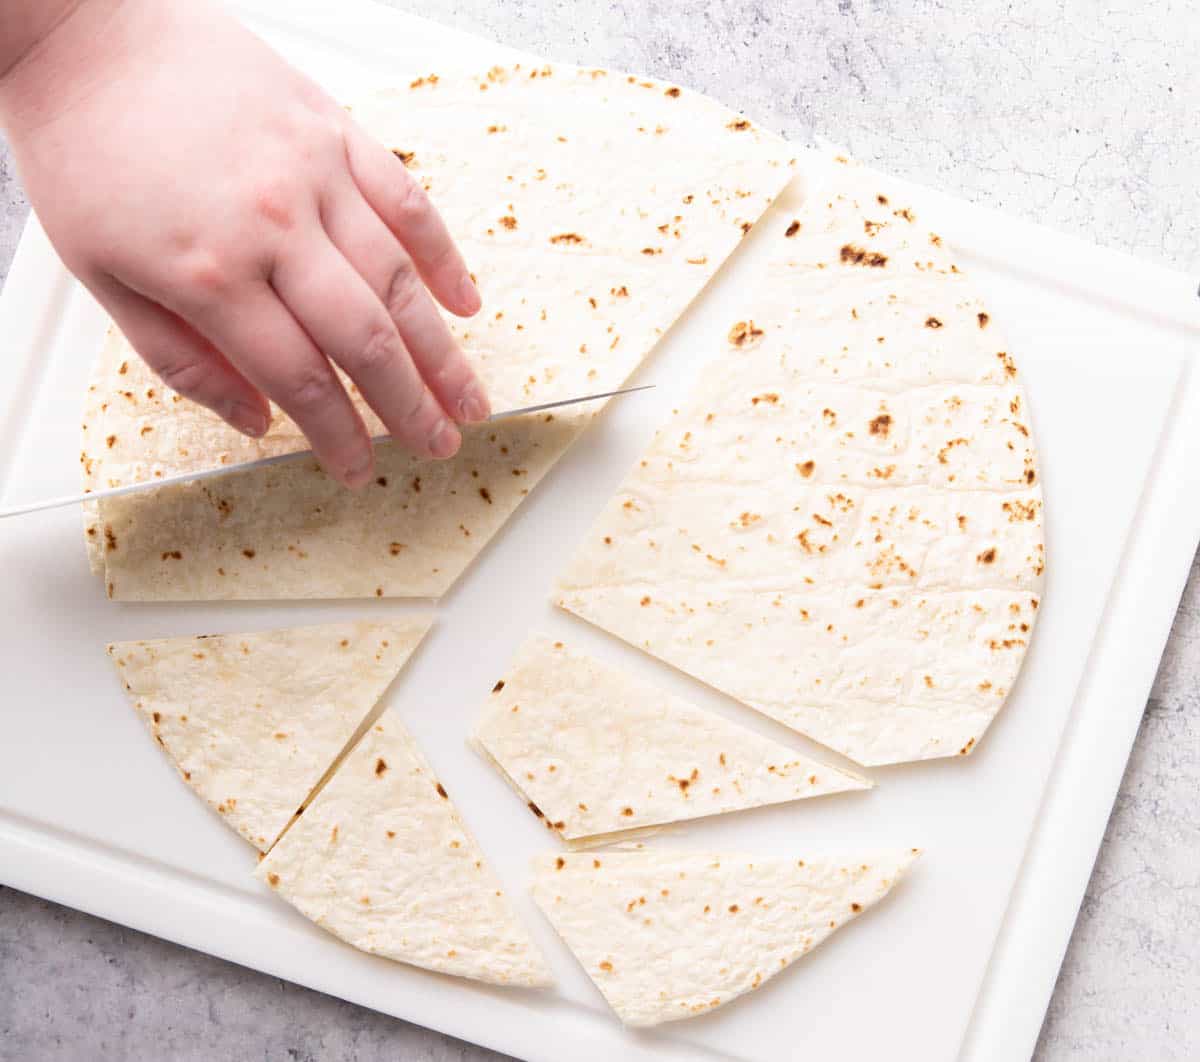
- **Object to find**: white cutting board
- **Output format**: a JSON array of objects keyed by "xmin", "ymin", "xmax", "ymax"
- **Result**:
[{"xmin": 1, "ymin": 3, "xmax": 1198, "ymax": 1061}]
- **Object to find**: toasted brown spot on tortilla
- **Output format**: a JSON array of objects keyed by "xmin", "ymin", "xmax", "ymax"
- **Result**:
[
  {"xmin": 555, "ymin": 857, "xmax": 565, "ymax": 869},
  {"xmin": 550, "ymin": 232, "xmax": 584, "ymax": 245},
  {"xmin": 528, "ymin": 802, "xmax": 544, "ymax": 818},
  {"xmin": 242, "ymin": 548, "xmax": 255, "ymax": 558},
  {"xmin": 435, "ymin": 782, "xmax": 448, "ymax": 799},
  {"xmin": 374, "ymin": 758, "xmax": 388, "ymax": 776},
  {"xmin": 977, "ymin": 547, "xmax": 997, "ymax": 564},
  {"xmin": 925, "ymin": 316, "xmax": 944, "ymax": 329},
  {"xmin": 392, "ymin": 149, "xmax": 416, "ymax": 165},
  {"xmin": 840, "ymin": 243, "xmax": 888, "ymax": 267},
  {"xmin": 727, "ymin": 118, "xmax": 751, "ymax": 131},
  {"xmin": 977, "ymin": 312, "xmax": 990, "ymax": 328},
  {"xmin": 492, "ymin": 679, "xmax": 505, "ymax": 693},
  {"xmin": 267, "ymin": 873, "xmax": 279, "ymax": 887},
  {"xmin": 728, "ymin": 320, "xmax": 764, "ymax": 347},
  {"xmin": 665, "ymin": 86, "xmax": 681, "ymax": 97},
  {"xmin": 851, "ymin": 902, "xmax": 863, "ymax": 912},
  {"xmin": 868, "ymin": 413, "xmax": 892, "ymax": 437},
  {"xmin": 599, "ymin": 960, "xmax": 614, "ymax": 971},
  {"xmin": 729, "ymin": 904, "xmax": 739, "ymax": 913},
  {"xmin": 785, "ymin": 219, "xmax": 801, "ymax": 237}
]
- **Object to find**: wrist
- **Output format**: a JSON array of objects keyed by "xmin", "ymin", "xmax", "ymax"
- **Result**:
[{"xmin": 0, "ymin": 0, "xmax": 162, "ymax": 136}]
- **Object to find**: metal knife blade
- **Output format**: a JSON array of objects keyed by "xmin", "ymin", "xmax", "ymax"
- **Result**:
[{"xmin": 0, "ymin": 383, "xmax": 654, "ymax": 519}]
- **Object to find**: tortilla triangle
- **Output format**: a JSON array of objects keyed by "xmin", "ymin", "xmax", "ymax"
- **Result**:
[
  {"xmin": 257, "ymin": 713, "xmax": 553, "ymax": 988},
  {"xmin": 108, "ymin": 618, "xmax": 431, "ymax": 851},
  {"xmin": 532, "ymin": 847, "xmax": 919, "ymax": 1025},
  {"xmin": 474, "ymin": 636, "xmax": 870, "ymax": 841}
]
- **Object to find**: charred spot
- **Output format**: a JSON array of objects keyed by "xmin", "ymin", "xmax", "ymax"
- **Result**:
[
  {"xmin": 160, "ymin": 550, "xmax": 183, "ymax": 561},
  {"xmin": 621, "ymin": 806, "xmax": 634, "ymax": 817},
  {"xmin": 104, "ymin": 525, "xmax": 118, "ymax": 553},
  {"xmin": 877, "ymin": 194, "xmax": 889, "ymax": 205},
  {"xmin": 242, "ymin": 548, "xmax": 256, "ymax": 558},
  {"xmin": 868, "ymin": 413, "xmax": 892, "ymax": 437},
  {"xmin": 435, "ymin": 782, "xmax": 448, "ymax": 799},
  {"xmin": 797, "ymin": 460, "xmax": 815, "ymax": 478},
  {"xmin": 376, "ymin": 476, "xmax": 388, "ymax": 487},
  {"xmin": 729, "ymin": 904, "xmax": 739, "ymax": 913},
  {"xmin": 751, "ymin": 393, "xmax": 780, "ymax": 406},
  {"xmin": 840, "ymin": 244, "xmax": 888, "ymax": 268},
  {"xmin": 479, "ymin": 487, "xmax": 492, "ymax": 504},
  {"xmin": 727, "ymin": 118, "xmax": 751, "ymax": 131},
  {"xmin": 925, "ymin": 316, "xmax": 944, "ymax": 329},
  {"xmin": 665, "ymin": 86, "xmax": 681, "ymax": 97},
  {"xmin": 106, "ymin": 434, "xmax": 117, "ymax": 448},
  {"xmin": 492, "ymin": 679, "xmax": 506, "ymax": 693},
  {"xmin": 555, "ymin": 857, "xmax": 565, "ymax": 869},
  {"xmin": 267, "ymin": 873, "xmax": 280, "ymax": 887},
  {"xmin": 499, "ymin": 215, "xmax": 517, "ymax": 230},
  {"xmin": 977, "ymin": 312, "xmax": 990, "ymax": 329},
  {"xmin": 392, "ymin": 149, "xmax": 416, "ymax": 166},
  {"xmin": 785, "ymin": 219, "xmax": 801, "ymax": 237},
  {"xmin": 528, "ymin": 802, "xmax": 544, "ymax": 818},
  {"xmin": 851, "ymin": 902, "xmax": 863, "ymax": 912},
  {"xmin": 549, "ymin": 232, "xmax": 585, "ymax": 245},
  {"xmin": 977, "ymin": 547, "xmax": 997, "ymax": 564},
  {"xmin": 375, "ymin": 758, "xmax": 388, "ymax": 776},
  {"xmin": 728, "ymin": 320, "xmax": 764, "ymax": 347}
]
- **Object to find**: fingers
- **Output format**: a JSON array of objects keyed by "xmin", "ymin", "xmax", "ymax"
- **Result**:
[
  {"xmin": 172, "ymin": 280, "xmax": 376, "ymax": 487},
  {"xmin": 321, "ymin": 191, "xmax": 490, "ymax": 424},
  {"xmin": 88, "ymin": 276, "xmax": 272, "ymax": 438},
  {"xmin": 343, "ymin": 121, "xmax": 481, "ymax": 318},
  {"xmin": 269, "ymin": 229, "xmax": 463, "ymax": 460}
]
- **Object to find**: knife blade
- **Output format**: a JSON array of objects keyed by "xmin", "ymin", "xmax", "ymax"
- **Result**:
[{"xmin": 0, "ymin": 384, "xmax": 654, "ymax": 519}]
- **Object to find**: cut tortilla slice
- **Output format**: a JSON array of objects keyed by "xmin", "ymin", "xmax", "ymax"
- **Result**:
[
  {"xmin": 108, "ymin": 619, "xmax": 431, "ymax": 852},
  {"xmin": 473, "ymin": 636, "xmax": 870, "ymax": 841},
  {"xmin": 85, "ymin": 61, "xmax": 794, "ymax": 600},
  {"xmin": 532, "ymin": 847, "xmax": 919, "ymax": 1026},
  {"xmin": 557, "ymin": 154, "xmax": 1044, "ymax": 766},
  {"xmin": 257, "ymin": 713, "xmax": 553, "ymax": 988}
]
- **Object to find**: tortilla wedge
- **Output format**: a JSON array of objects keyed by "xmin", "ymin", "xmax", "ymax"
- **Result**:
[{"xmin": 108, "ymin": 619, "xmax": 431, "ymax": 851}]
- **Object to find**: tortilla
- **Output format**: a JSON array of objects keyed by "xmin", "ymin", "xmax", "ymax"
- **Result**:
[
  {"xmin": 257, "ymin": 713, "xmax": 552, "ymax": 988},
  {"xmin": 557, "ymin": 154, "xmax": 1044, "ymax": 766},
  {"xmin": 108, "ymin": 619, "xmax": 431, "ymax": 851},
  {"xmin": 532, "ymin": 847, "xmax": 919, "ymax": 1025},
  {"xmin": 84, "ymin": 62, "xmax": 794, "ymax": 600},
  {"xmin": 473, "ymin": 636, "xmax": 869, "ymax": 841}
]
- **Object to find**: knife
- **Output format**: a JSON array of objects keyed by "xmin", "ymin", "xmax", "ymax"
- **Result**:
[{"xmin": 0, "ymin": 384, "xmax": 654, "ymax": 520}]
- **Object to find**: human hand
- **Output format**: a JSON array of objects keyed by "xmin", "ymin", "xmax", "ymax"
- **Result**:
[{"xmin": 0, "ymin": 0, "xmax": 488, "ymax": 486}]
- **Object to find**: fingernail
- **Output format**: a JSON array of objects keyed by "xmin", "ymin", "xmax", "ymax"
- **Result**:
[
  {"xmin": 457, "ymin": 383, "xmax": 491, "ymax": 423},
  {"xmin": 231, "ymin": 402, "xmax": 270, "ymax": 438},
  {"xmin": 429, "ymin": 419, "xmax": 461, "ymax": 459},
  {"xmin": 344, "ymin": 453, "xmax": 374, "ymax": 489},
  {"xmin": 459, "ymin": 272, "xmax": 482, "ymax": 315}
]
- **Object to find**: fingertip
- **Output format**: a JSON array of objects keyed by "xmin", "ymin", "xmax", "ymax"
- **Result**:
[
  {"xmin": 456, "ymin": 381, "xmax": 491, "ymax": 424},
  {"xmin": 341, "ymin": 448, "xmax": 376, "ymax": 489},
  {"xmin": 454, "ymin": 271, "xmax": 482, "ymax": 317},
  {"xmin": 429, "ymin": 419, "xmax": 461, "ymax": 459},
  {"xmin": 229, "ymin": 400, "xmax": 272, "ymax": 439}
]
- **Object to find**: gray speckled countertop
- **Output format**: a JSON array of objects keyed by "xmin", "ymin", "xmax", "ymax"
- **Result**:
[{"xmin": 1, "ymin": 2, "xmax": 1196, "ymax": 1059}]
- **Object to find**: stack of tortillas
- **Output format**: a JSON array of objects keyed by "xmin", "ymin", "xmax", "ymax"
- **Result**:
[
  {"xmin": 90, "ymin": 58, "xmax": 1043, "ymax": 1027},
  {"xmin": 82, "ymin": 61, "xmax": 794, "ymax": 601}
]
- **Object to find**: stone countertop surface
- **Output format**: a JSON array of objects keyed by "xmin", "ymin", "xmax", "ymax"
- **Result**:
[{"xmin": 0, "ymin": 1, "xmax": 1196, "ymax": 1059}]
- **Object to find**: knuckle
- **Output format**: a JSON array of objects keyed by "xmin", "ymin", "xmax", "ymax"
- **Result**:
[
  {"xmin": 177, "ymin": 249, "xmax": 232, "ymax": 300},
  {"xmin": 384, "ymin": 262, "xmax": 423, "ymax": 320},
  {"xmin": 250, "ymin": 179, "xmax": 300, "ymax": 231},
  {"xmin": 353, "ymin": 322, "xmax": 402, "ymax": 376},
  {"xmin": 390, "ymin": 174, "xmax": 431, "ymax": 226},
  {"xmin": 155, "ymin": 355, "xmax": 211, "ymax": 398},
  {"xmin": 284, "ymin": 366, "xmax": 336, "ymax": 411}
]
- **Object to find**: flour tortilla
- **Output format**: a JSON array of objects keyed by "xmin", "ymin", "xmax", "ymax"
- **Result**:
[
  {"xmin": 84, "ymin": 62, "xmax": 794, "ymax": 600},
  {"xmin": 257, "ymin": 713, "xmax": 552, "ymax": 988},
  {"xmin": 108, "ymin": 619, "xmax": 431, "ymax": 851},
  {"xmin": 557, "ymin": 154, "xmax": 1044, "ymax": 766},
  {"xmin": 532, "ymin": 847, "xmax": 919, "ymax": 1026},
  {"xmin": 474, "ymin": 636, "xmax": 869, "ymax": 841}
]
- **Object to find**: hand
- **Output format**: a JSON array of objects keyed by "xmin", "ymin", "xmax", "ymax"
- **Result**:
[{"xmin": 0, "ymin": 0, "xmax": 489, "ymax": 486}]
